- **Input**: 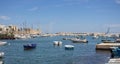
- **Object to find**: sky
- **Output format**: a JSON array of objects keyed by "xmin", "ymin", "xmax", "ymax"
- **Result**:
[{"xmin": 0, "ymin": 0, "xmax": 120, "ymax": 33}]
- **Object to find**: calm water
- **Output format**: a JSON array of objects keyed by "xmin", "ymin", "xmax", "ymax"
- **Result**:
[{"xmin": 0, "ymin": 36, "xmax": 111, "ymax": 64}]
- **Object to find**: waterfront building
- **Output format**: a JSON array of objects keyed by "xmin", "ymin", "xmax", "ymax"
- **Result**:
[
  {"xmin": 0, "ymin": 24, "xmax": 41, "ymax": 35},
  {"xmin": 17, "ymin": 28, "xmax": 41, "ymax": 35},
  {"xmin": 0, "ymin": 24, "xmax": 8, "ymax": 34}
]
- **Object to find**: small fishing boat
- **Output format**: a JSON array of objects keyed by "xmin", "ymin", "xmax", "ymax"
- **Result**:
[
  {"xmin": 116, "ymin": 39, "xmax": 120, "ymax": 43},
  {"xmin": 0, "ymin": 61, "xmax": 3, "ymax": 64},
  {"xmin": 111, "ymin": 47, "xmax": 120, "ymax": 58},
  {"xmin": 71, "ymin": 38, "xmax": 88, "ymax": 43},
  {"xmin": 65, "ymin": 45, "xmax": 74, "ymax": 50},
  {"xmin": 53, "ymin": 41, "xmax": 62, "ymax": 46},
  {"xmin": 0, "ymin": 52, "xmax": 4, "ymax": 58},
  {"xmin": 101, "ymin": 40, "xmax": 115, "ymax": 43},
  {"xmin": 63, "ymin": 38, "xmax": 67, "ymax": 40},
  {"xmin": 0, "ymin": 41, "xmax": 7, "ymax": 46},
  {"xmin": 23, "ymin": 44, "xmax": 36, "ymax": 50}
]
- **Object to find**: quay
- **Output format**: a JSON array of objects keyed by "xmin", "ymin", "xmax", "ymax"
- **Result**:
[
  {"xmin": 106, "ymin": 58, "xmax": 120, "ymax": 64},
  {"xmin": 96, "ymin": 43, "xmax": 120, "ymax": 50}
]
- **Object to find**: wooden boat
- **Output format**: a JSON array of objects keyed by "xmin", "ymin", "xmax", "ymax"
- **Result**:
[{"xmin": 23, "ymin": 44, "xmax": 36, "ymax": 50}]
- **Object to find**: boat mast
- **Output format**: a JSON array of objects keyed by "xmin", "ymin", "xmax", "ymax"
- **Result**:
[{"xmin": 105, "ymin": 27, "xmax": 110, "ymax": 35}]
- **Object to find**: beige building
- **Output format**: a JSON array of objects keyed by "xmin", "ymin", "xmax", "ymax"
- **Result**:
[
  {"xmin": 17, "ymin": 28, "xmax": 41, "ymax": 35},
  {"xmin": 0, "ymin": 24, "xmax": 41, "ymax": 35},
  {"xmin": 0, "ymin": 24, "xmax": 7, "ymax": 34}
]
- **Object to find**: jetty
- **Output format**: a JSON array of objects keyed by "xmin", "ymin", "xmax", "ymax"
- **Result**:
[
  {"xmin": 106, "ymin": 58, "xmax": 120, "ymax": 64},
  {"xmin": 96, "ymin": 43, "xmax": 120, "ymax": 50}
]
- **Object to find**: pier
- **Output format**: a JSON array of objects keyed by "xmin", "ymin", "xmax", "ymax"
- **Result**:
[{"xmin": 96, "ymin": 43, "xmax": 120, "ymax": 50}]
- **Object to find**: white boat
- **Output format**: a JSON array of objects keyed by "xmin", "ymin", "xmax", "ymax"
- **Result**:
[
  {"xmin": 102, "ymin": 40, "xmax": 115, "ymax": 43},
  {"xmin": 0, "ymin": 61, "xmax": 3, "ymax": 64},
  {"xmin": 65, "ymin": 45, "xmax": 74, "ymax": 50},
  {"xmin": 116, "ymin": 39, "xmax": 120, "ymax": 43},
  {"xmin": 0, "ymin": 41, "xmax": 7, "ymax": 46},
  {"xmin": 0, "ymin": 52, "xmax": 4, "ymax": 58},
  {"xmin": 71, "ymin": 38, "xmax": 88, "ymax": 43},
  {"xmin": 53, "ymin": 41, "xmax": 62, "ymax": 46},
  {"xmin": 93, "ymin": 35, "xmax": 99, "ymax": 39},
  {"xmin": 14, "ymin": 34, "xmax": 31, "ymax": 39}
]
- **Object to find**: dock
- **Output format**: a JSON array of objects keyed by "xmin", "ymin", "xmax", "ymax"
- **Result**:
[
  {"xmin": 106, "ymin": 58, "xmax": 120, "ymax": 64},
  {"xmin": 96, "ymin": 43, "xmax": 120, "ymax": 50}
]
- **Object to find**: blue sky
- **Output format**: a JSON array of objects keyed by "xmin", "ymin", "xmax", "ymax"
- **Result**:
[{"xmin": 0, "ymin": 0, "xmax": 120, "ymax": 33}]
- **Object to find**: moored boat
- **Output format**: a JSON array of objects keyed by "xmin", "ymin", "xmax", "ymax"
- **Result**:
[
  {"xmin": 116, "ymin": 39, "xmax": 120, "ymax": 43},
  {"xmin": 101, "ymin": 40, "xmax": 115, "ymax": 43},
  {"xmin": 53, "ymin": 41, "xmax": 62, "ymax": 46},
  {"xmin": 71, "ymin": 38, "xmax": 88, "ymax": 43},
  {"xmin": 0, "ymin": 41, "xmax": 7, "ymax": 46},
  {"xmin": 23, "ymin": 44, "xmax": 36, "ymax": 50},
  {"xmin": 0, "ymin": 52, "xmax": 4, "ymax": 58},
  {"xmin": 65, "ymin": 45, "xmax": 74, "ymax": 50},
  {"xmin": 111, "ymin": 47, "xmax": 120, "ymax": 58}
]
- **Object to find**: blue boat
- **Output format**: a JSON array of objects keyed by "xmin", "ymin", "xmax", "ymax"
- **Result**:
[
  {"xmin": 111, "ymin": 47, "xmax": 120, "ymax": 58},
  {"xmin": 23, "ymin": 44, "xmax": 36, "ymax": 50}
]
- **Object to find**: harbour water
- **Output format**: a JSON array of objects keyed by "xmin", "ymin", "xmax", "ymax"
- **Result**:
[{"xmin": 0, "ymin": 36, "xmax": 111, "ymax": 64}]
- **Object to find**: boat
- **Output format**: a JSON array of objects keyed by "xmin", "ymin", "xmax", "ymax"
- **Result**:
[
  {"xmin": 0, "ymin": 52, "xmax": 4, "ymax": 58},
  {"xmin": 65, "ymin": 45, "xmax": 74, "ymax": 50},
  {"xmin": 0, "ymin": 61, "xmax": 3, "ymax": 64},
  {"xmin": 14, "ymin": 34, "xmax": 31, "ymax": 39},
  {"xmin": 116, "ymin": 39, "xmax": 120, "ymax": 43},
  {"xmin": 111, "ymin": 47, "xmax": 120, "ymax": 58},
  {"xmin": 0, "ymin": 41, "xmax": 7, "ymax": 46},
  {"xmin": 23, "ymin": 44, "xmax": 36, "ymax": 50},
  {"xmin": 53, "ymin": 41, "xmax": 62, "ymax": 46},
  {"xmin": 101, "ymin": 40, "xmax": 115, "ymax": 43},
  {"xmin": 71, "ymin": 38, "xmax": 88, "ymax": 43},
  {"xmin": 63, "ymin": 38, "xmax": 71, "ymax": 40},
  {"xmin": 92, "ymin": 35, "xmax": 99, "ymax": 39},
  {"xmin": 63, "ymin": 38, "xmax": 67, "ymax": 40}
]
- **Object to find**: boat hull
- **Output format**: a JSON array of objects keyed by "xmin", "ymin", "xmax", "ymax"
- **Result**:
[
  {"xmin": 0, "ymin": 52, "xmax": 4, "ymax": 58},
  {"xmin": 65, "ymin": 45, "xmax": 74, "ymax": 50},
  {"xmin": 72, "ymin": 40, "xmax": 88, "ymax": 43},
  {"xmin": 23, "ymin": 44, "xmax": 36, "ymax": 50}
]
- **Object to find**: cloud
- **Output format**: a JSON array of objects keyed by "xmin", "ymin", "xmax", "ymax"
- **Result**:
[
  {"xmin": 0, "ymin": 16, "xmax": 10, "ymax": 20},
  {"xmin": 115, "ymin": 0, "xmax": 120, "ymax": 4},
  {"xmin": 28, "ymin": 7, "xmax": 39, "ymax": 11}
]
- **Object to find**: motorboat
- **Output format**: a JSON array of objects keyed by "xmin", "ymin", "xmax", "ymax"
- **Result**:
[
  {"xmin": 116, "ymin": 39, "xmax": 120, "ymax": 43},
  {"xmin": 23, "ymin": 44, "xmax": 36, "ymax": 50},
  {"xmin": 14, "ymin": 34, "xmax": 31, "ymax": 39},
  {"xmin": 53, "ymin": 41, "xmax": 62, "ymax": 46},
  {"xmin": 65, "ymin": 45, "xmax": 74, "ymax": 50},
  {"xmin": 0, "ymin": 52, "xmax": 4, "ymax": 58},
  {"xmin": 111, "ymin": 47, "xmax": 120, "ymax": 58},
  {"xmin": 0, "ymin": 41, "xmax": 7, "ymax": 46},
  {"xmin": 101, "ymin": 40, "xmax": 115, "ymax": 43},
  {"xmin": 71, "ymin": 38, "xmax": 88, "ymax": 43}
]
